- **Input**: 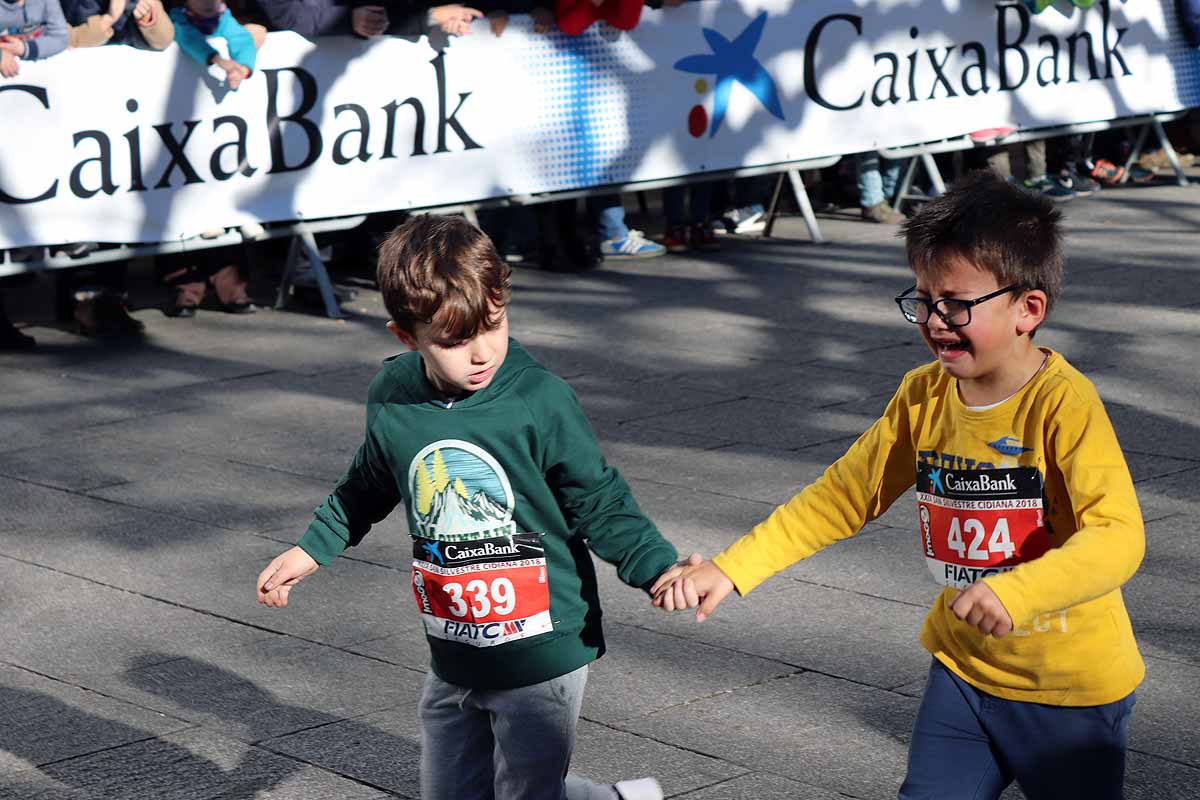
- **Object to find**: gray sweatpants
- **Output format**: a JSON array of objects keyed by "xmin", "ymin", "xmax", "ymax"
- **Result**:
[{"xmin": 419, "ymin": 666, "xmax": 620, "ymax": 800}]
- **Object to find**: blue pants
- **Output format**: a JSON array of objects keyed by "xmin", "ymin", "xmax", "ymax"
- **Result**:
[
  {"xmin": 856, "ymin": 152, "xmax": 904, "ymax": 207},
  {"xmin": 900, "ymin": 659, "xmax": 1135, "ymax": 800}
]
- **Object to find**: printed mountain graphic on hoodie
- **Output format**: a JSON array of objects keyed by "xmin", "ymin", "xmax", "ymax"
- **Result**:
[
  {"xmin": 413, "ymin": 447, "xmax": 513, "ymax": 539},
  {"xmin": 423, "ymin": 483, "xmax": 509, "ymax": 537}
]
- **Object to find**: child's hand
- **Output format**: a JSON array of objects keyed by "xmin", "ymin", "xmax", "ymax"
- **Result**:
[
  {"xmin": 951, "ymin": 582, "xmax": 1013, "ymax": 638},
  {"xmin": 256, "ymin": 546, "xmax": 320, "ymax": 608},
  {"xmin": 530, "ymin": 6, "xmax": 554, "ymax": 33},
  {"xmin": 215, "ymin": 57, "xmax": 251, "ymax": 90},
  {"xmin": 351, "ymin": 5, "xmax": 389, "ymax": 38},
  {"xmin": 487, "ymin": 9, "xmax": 508, "ymax": 36},
  {"xmin": 132, "ymin": 0, "xmax": 155, "ymax": 24},
  {"xmin": 0, "ymin": 49, "xmax": 19, "ymax": 78},
  {"xmin": 108, "ymin": 0, "xmax": 128, "ymax": 20},
  {"xmin": 430, "ymin": 4, "xmax": 483, "ymax": 36},
  {"xmin": 651, "ymin": 557, "xmax": 735, "ymax": 622},
  {"xmin": 0, "ymin": 38, "xmax": 26, "ymax": 57}
]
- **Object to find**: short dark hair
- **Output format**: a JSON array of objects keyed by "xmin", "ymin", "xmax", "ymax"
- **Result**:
[
  {"xmin": 376, "ymin": 214, "xmax": 512, "ymax": 338},
  {"xmin": 901, "ymin": 170, "xmax": 1064, "ymax": 313}
]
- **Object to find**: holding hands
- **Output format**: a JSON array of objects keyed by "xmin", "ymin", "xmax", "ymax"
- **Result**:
[{"xmin": 651, "ymin": 554, "xmax": 736, "ymax": 623}]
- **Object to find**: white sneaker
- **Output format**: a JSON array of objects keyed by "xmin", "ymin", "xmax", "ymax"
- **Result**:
[
  {"xmin": 599, "ymin": 230, "xmax": 666, "ymax": 259},
  {"xmin": 614, "ymin": 777, "xmax": 663, "ymax": 800}
]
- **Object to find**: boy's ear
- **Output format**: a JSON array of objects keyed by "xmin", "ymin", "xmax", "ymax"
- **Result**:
[
  {"xmin": 1016, "ymin": 289, "xmax": 1048, "ymax": 336},
  {"xmin": 386, "ymin": 320, "xmax": 419, "ymax": 351}
]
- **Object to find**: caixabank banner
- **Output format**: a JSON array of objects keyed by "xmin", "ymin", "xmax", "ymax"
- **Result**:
[{"xmin": 2, "ymin": 0, "xmax": 1198, "ymax": 248}]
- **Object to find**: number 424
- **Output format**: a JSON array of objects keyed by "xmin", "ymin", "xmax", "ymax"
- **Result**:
[{"xmin": 946, "ymin": 517, "xmax": 1015, "ymax": 561}]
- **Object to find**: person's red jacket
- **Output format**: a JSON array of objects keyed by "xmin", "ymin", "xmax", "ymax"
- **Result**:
[{"xmin": 555, "ymin": 0, "xmax": 642, "ymax": 35}]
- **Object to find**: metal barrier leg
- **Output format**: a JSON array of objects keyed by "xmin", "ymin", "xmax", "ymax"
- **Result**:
[
  {"xmin": 923, "ymin": 152, "xmax": 947, "ymax": 196},
  {"xmin": 274, "ymin": 237, "xmax": 300, "ymax": 311},
  {"xmin": 1153, "ymin": 119, "xmax": 1190, "ymax": 187},
  {"xmin": 787, "ymin": 169, "xmax": 825, "ymax": 244},
  {"xmin": 1119, "ymin": 123, "xmax": 1151, "ymax": 185},
  {"xmin": 297, "ymin": 230, "xmax": 344, "ymax": 319},
  {"xmin": 761, "ymin": 172, "xmax": 787, "ymax": 238},
  {"xmin": 893, "ymin": 158, "xmax": 919, "ymax": 214},
  {"xmin": 274, "ymin": 230, "xmax": 344, "ymax": 319}
]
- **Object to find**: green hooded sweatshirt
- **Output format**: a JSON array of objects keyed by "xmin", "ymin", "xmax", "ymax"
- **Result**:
[{"xmin": 298, "ymin": 339, "xmax": 678, "ymax": 689}]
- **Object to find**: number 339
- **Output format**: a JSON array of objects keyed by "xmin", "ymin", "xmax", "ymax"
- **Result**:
[{"xmin": 443, "ymin": 577, "xmax": 516, "ymax": 618}]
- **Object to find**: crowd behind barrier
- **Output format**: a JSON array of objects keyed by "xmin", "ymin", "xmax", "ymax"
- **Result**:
[{"xmin": 2, "ymin": 0, "xmax": 1200, "ymax": 348}]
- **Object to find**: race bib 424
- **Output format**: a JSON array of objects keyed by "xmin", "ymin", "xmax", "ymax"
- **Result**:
[{"xmin": 916, "ymin": 463, "xmax": 1050, "ymax": 589}]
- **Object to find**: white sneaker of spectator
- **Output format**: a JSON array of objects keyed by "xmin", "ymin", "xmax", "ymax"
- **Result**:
[
  {"xmin": 717, "ymin": 203, "xmax": 765, "ymax": 235},
  {"xmin": 600, "ymin": 230, "xmax": 666, "ymax": 259}
]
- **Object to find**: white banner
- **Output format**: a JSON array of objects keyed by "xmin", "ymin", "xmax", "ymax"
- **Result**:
[{"xmin": 2, "ymin": 0, "xmax": 1198, "ymax": 248}]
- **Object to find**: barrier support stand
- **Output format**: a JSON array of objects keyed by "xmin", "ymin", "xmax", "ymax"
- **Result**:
[
  {"xmin": 1153, "ymin": 118, "xmax": 1190, "ymax": 187},
  {"xmin": 763, "ymin": 169, "xmax": 824, "ymax": 243},
  {"xmin": 1120, "ymin": 116, "xmax": 1191, "ymax": 187},
  {"xmin": 893, "ymin": 152, "xmax": 947, "ymax": 215},
  {"xmin": 275, "ymin": 225, "xmax": 344, "ymax": 319}
]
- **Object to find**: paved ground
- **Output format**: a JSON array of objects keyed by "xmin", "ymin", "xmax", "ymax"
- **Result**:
[{"xmin": 2, "ymin": 175, "xmax": 1199, "ymax": 799}]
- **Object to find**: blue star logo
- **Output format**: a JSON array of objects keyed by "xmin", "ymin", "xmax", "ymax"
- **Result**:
[
  {"xmin": 929, "ymin": 468, "xmax": 945, "ymax": 495},
  {"xmin": 422, "ymin": 540, "xmax": 444, "ymax": 566},
  {"xmin": 673, "ymin": 12, "xmax": 785, "ymax": 137}
]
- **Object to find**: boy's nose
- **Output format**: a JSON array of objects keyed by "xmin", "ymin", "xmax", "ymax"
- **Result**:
[{"xmin": 470, "ymin": 339, "xmax": 492, "ymax": 363}]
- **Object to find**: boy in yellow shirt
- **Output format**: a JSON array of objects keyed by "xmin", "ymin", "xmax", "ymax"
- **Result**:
[{"xmin": 652, "ymin": 170, "xmax": 1144, "ymax": 800}]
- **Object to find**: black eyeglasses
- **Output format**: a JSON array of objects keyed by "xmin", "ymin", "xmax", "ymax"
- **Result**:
[{"xmin": 894, "ymin": 284, "xmax": 1025, "ymax": 328}]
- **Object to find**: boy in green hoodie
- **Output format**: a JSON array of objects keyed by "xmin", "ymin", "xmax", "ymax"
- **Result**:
[{"xmin": 256, "ymin": 214, "xmax": 680, "ymax": 800}]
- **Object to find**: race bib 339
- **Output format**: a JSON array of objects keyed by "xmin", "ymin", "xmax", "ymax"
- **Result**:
[{"xmin": 411, "ymin": 532, "xmax": 553, "ymax": 648}]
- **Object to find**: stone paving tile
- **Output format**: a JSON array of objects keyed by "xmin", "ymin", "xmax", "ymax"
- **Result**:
[
  {"xmin": 82, "ymin": 451, "xmax": 335, "ymax": 534},
  {"xmin": 1, "ymin": 506, "xmax": 415, "ymax": 649},
  {"xmin": 0, "ymin": 557, "xmax": 271, "ymax": 684},
  {"xmin": 671, "ymin": 771, "xmax": 849, "ymax": 800},
  {"xmin": 0, "ymin": 663, "xmax": 189, "ymax": 774},
  {"xmin": 2, "ymin": 727, "xmax": 390, "ymax": 800},
  {"xmin": 1122, "ymin": 572, "xmax": 1200, "ymax": 667},
  {"xmin": 266, "ymin": 707, "xmax": 744, "ymax": 799},
  {"xmin": 0, "ymin": 475, "xmax": 139, "ymax": 535},
  {"xmin": 0, "ymin": 366, "xmax": 198, "ymax": 454},
  {"xmin": 88, "ymin": 638, "xmax": 425, "ymax": 744},
  {"xmin": 647, "ymin": 360, "xmax": 904, "ymax": 410},
  {"xmin": 620, "ymin": 671, "xmax": 915, "ymax": 799},
  {"xmin": 601, "ymin": 562, "xmax": 933, "ymax": 692},
  {"xmin": 262, "ymin": 703, "xmax": 423, "ymax": 800},
  {"xmin": 562, "ymin": 372, "xmax": 739, "ymax": 427},
  {"xmin": 627, "ymin": 397, "xmax": 886, "ymax": 452},
  {"xmin": 582, "ymin": 621, "xmax": 794, "ymax": 725},
  {"xmin": 603, "ymin": 439, "xmax": 856, "ymax": 508},
  {"xmin": 571, "ymin": 719, "xmax": 748, "ymax": 797},
  {"xmin": 1107, "ymin": 405, "xmax": 1200, "ymax": 464},
  {"xmin": 1128, "ymin": 656, "xmax": 1200, "ymax": 767},
  {"xmin": 1125, "ymin": 750, "xmax": 1200, "ymax": 800},
  {"xmin": 1132, "ymin": 464, "xmax": 1200, "ymax": 522},
  {"xmin": 1139, "ymin": 513, "xmax": 1200, "ymax": 586}
]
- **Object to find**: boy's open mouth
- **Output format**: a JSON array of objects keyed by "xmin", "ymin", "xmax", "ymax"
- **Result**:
[{"xmin": 933, "ymin": 338, "xmax": 971, "ymax": 358}]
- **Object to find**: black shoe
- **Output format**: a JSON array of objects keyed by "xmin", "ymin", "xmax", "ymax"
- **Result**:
[
  {"xmin": 75, "ymin": 291, "xmax": 144, "ymax": 337},
  {"xmin": 0, "ymin": 320, "xmax": 35, "ymax": 351}
]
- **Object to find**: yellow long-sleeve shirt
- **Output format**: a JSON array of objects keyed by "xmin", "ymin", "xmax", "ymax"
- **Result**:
[{"xmin": 713, "ymin": 349, "xmax": 1144, "ymax": 706}]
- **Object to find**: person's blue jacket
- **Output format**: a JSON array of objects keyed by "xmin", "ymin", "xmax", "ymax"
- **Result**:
[{"xmin": 169, "ymin": 6, "xmax": 256, "ymax": 69}]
